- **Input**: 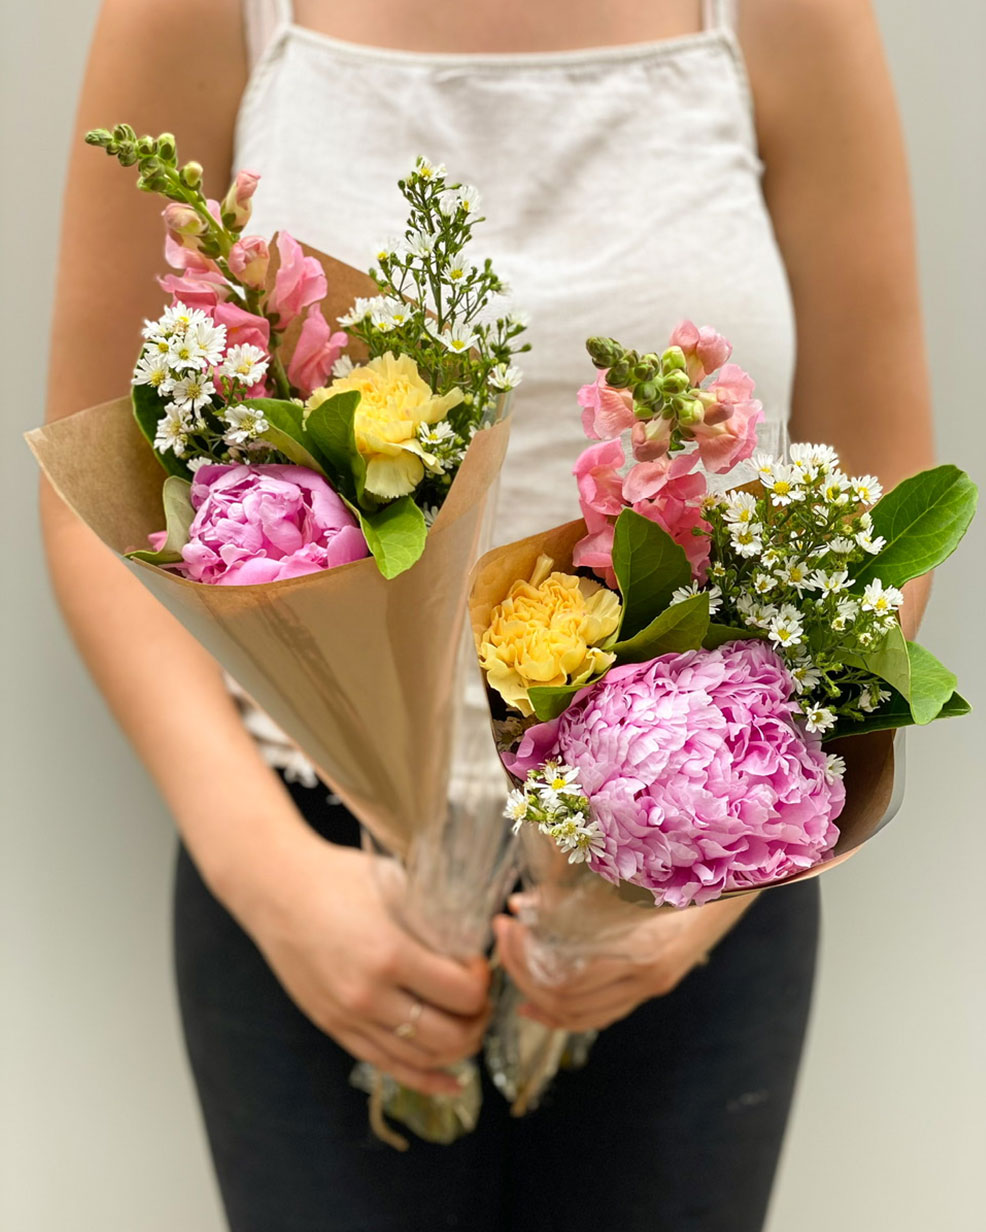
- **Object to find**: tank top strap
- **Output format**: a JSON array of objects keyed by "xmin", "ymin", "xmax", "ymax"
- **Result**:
[
  {"xmin": 702, "ymin": 0, "xmax": 738, "ymax": 31},
  {"xmin": 243, "ymin": 0, "xmax": 293, "ymax": 70}
]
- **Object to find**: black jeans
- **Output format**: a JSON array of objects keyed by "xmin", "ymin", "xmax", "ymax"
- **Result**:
[{"xmin": 174, "ymin": 777, "xmax": 819, "ymax": 1232}]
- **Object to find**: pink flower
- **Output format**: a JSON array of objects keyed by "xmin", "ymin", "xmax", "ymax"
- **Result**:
[
  {"xmin": 268, "ymin": 232, "xmax": 327, "ymax": 330},
  {"xmin": 573, "ymin": 438, "xmax": 626, "ymax": 519},
  {"xmin": 629, "ymin": 458, "xmax": 710, "ymax": 579},
  {"xmin": 669, "ymin": 320, "xmax": 732, "ymax": 384},
  {"xmin": 572, "ymin": 516, "xmax": 618, "ymax": 590},
  {"xmin": 631, "ymin": 416, "xmax": 672, "ymax": 462},
  {"xmin": 212, "ymin": 301, "xmax": 270, "ymax": 352},
  {"xmin": 287, "ymin": 305, "xmax": 348, "ymax": 397},
  {"xmin": 228, "ymin": 235, "xmax": 270, "ymax": 289},
  {"xmin": 505, "ymin": 641, "xmax": 844, "ymax": 908},
  {"xmin": 222, "ymin": 170, "xmax": 261, "ymax": 231},
  {"xmin": 579, "ymin": 371, "xmax": 636, "ymax": 440},
  {"xmin": 689, "ymin": 363, "xmax": 763, "ymax": 474},
  {"xmin": 173, "ymin": 464, "xmax": 368, "ymax": 585},
  {"xmin": 159, "ymin": 268, "xmax": 229, "ymax": 307}
]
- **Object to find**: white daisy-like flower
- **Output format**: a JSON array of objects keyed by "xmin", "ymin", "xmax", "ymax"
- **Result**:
[
  {"xmin": 337, "ymin": 295, "xmax": 393, "ymax": 327},
  {"xmin": 789, "ymin": 443, "xmax": 820, "ymax": 481},
  {"xmin": 186, "ymin": 456, "xmax": 213, "ymax": 473},
  {"xmin": 170, "ymin": 372, "xmax": 216, "ymax": 414},
  {"xmin": 489, "ymin": 363, "xmax": 523, "ymax": 391},
  {"xmin": 752, "ymin": 451, "xmax": 776, "ymax": 483},
  {"xmin": 776, "ymin": 559, "xmax": 814, "ymax": 593},
  {"xmin": 506, "ymin": 309, "xmax": 531, "ymax": 329},
  {"xmin": 435, "ymin": 320, "xmax": 478, "ymax": 355},
  {"xmin": 224, "ymin": 403, "xmax": 270, "ymax": 446},
  {"xmin": 504, "ymin": 788, "xmax": 530, "ymax": 830},
  {"xmin": 133, "ymin": 351, "xmax": 174, "ymax": 395},
  {"xmin": 190, "ymin": 319, "xmax": 227, "ymax": 367},
  {"xmin": 141, "ymin": 316, "xmax": 171, "ymax": 342},
  {"xmin": 747, "ymin": 601, "xmax": 780, "ymax": 631},
  {"xmin": 220, "ymin": 343, "xmax": 269, "ymax": 387},
  {"xmin": 331, "ymin": 354, "xmax": 355, "ymax": 379},
  {"xmin": 803, "ymin": 705, "xmax": 837, "ymax": 735},
  {"xmin": 752, "ymin": 572, "xmax": 776, "ymax": 596},
  {"xmin": 553, "ymin": 816, "xmax": 606, "ymax": 865},
  {"xmin": 824, "ymin": 752, "xmax": 847, "ymax": 783},
  {"xmin": 443, "ymin": 261, "xmax": 474, "ymax": 284},
  {"xmin": 729, "ymin": 523, "xmax": 763, "ymax": 558},
  {"xmin": 373, "ymin": 235, "xmax": 403, "ymax": 263},
  {"xmin": 831, "ymin": 597, "xmax": 860, "ymax": 631},
  {"xmin": 709, "ymin": 560, "xmax": 728, "ymax": 579},
  {"xmin": 811, "ymin": 569, "xmax": 851, "ymax": 595},
  {"xmin": 407, "ymin": 230, "xmax": 438, "ymax": 258},
  {"xmin": 820, "ymin": 472, "xmax": 851, "ymax": 505},
  {"xmin": 760, "ymin": 546, "xmax": 784, "ymax": 568},
  {"xmin": 724, "ymin": 490, "xmax": 759, "ymax": 525},
  {"xmin": 858, "ymin": 683, "xmax": 892, "ymax": 713},
  {"xmin": 765, "ymin": 463, "xmax": 806, "ymax": 507},
  {"xmin": 810, "ymin": 444, "xmax": 840, "ymax": 472},
  {"xmin": 860, "ymin": 580, "xmax": 904, "ymax": 616},
  {"xmin": 167, "ymin": 331, "xmax": 207, "ymax": 372},
  {"xmin": 161, "ymin": 301, "xmax": 209, "ymax": 333},
  {"xmin": 851, "ymin": 475, "xmax": 883, "ymax": 505},
  {"xmin": 670, "ymin": 582, "xmax": 722, "ymax": 615},
  {"xmin": 153, "ymin": 404, "xmax": 189, "ymax": 456},
  {"xmin": 827, "ymin": 536, "xmax": 857, "ymax": 556},
  {"xmin": 789, "ymin": 656, "xmax": 823, "ymax": 695},
  {"xmin": 856, "ymin": 530, "xmax": 887, "ymax": 555},
  {"xmin": 767, "ymin": 609, "xmax": 805, "ymax": 650},
  {"xmin": 413, "ymin": 156, "xmax": 446, "ymax": 180}
]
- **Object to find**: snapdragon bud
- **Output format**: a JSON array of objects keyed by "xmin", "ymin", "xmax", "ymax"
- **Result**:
[
  {"xmin": 585, "ymin": 336, "xmax": 624, "ymax": 370},
  {"xmin": 157, "ymin": 132, "xmax": 177, "ymax": 163},
  {"xmin": 162, "ymin": 202, "xmax": 207, "ymax": 250},
  {"xmin": 606, "ymin": 359, "xmax": 632, "ymax": 387},
  {"xmin": 136, "ymin": 134, "xmax": 155, "ymax": 157},
  {"xmin": 674, "ymin": 395, "xmax": 705, "ymax": 427},
  {"xmin": 661, "ymin": 346, "xmax": 687, "ymax": 373},
  {"xmin": 180, "ymin": 160, "xmax": 204, "ymax": 189},
  {"xmin": 84, "ymin": 128, "xmax": 112, "ymax": 148},
  {"xmin": 221, "ymin": 169, "xmax": 261, "ymax": 231},
  {"xmin": 635, "ymin": 379, "xmax": 661, "ymax": 405},
  {"xmin": 112, "ymin": 122, "xmax": 137, "ymax": 144}
]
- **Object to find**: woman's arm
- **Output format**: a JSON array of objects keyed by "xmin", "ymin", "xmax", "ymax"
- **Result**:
[
  {"xmin": 499, "ymin": 0, "xmax": 933, "ymax": 1027},
  {"xmin": 45, "ymin": 0, "xmax": 489, "ymax": 1091}
]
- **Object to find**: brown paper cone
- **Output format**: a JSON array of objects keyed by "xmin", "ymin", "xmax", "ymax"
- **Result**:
[
  {"xmin": 28, "ymin": 247, "xmax": 511, "ymax": 856},
  {"xmin": 468, "ymin": 519, "xmax": 903, "ymax": 913}
]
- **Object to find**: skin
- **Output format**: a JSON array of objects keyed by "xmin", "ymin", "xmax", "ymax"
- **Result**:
[{"xmin": 44, "ymin": 0, "xmax": 933, "ymax": 1059}]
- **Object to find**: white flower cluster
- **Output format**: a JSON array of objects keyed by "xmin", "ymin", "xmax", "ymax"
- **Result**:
[
  {"xmin": 505, "ymin": 761, "xmax": 605, "ymax": 865},
  {"xmin": 416, "ymin": 419, "xmax": 467, "ymax": 473},
  {"xmin": 698, "ymin": 443, "xmax": 905, "ymax": 731},
  {"xmin": 134, "ymin": 302, "xmax": 270, "ymax": 459}
]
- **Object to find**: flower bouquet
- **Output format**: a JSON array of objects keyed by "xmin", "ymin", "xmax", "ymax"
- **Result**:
[
  {"xmin": 28, "ymin": 127, "xmax": 527, "ymax": 1144},
  {"xmin": 471, "ymin": 324, "xmax": 976, "ymax": 1110}
]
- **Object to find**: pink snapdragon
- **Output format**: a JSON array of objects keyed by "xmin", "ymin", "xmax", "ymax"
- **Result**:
[
  {"xmin": 228, "ymin": 235, "xmax": 270, "ymax": 288},
  {"xmin": 287, "ymin": 304, "xmax": 348, "ymax": 396},
  {"xmin": 222, "ymin": 170, "xmax": 261, "ymax": 231},
  {"xmin": 506, "ymin": 641, "xmax": 844, "ymax": 908},
  {"xmin": 669, "ymin": 320, "xmax": 732, "ymax": 385},
  {"xmin": 168, "ymin": 464, "xmax": 368, "ymax": 585},
  {"xmin": 690, "ymin": 363, "xmax": 764, "ymax": 474},
  {"xmin": 269, "ymin": 232, "xmax": 328, "ymax": 329},
  {"xmin": 579, "ymin": 371, "xmax": 636, "ymax": 440}
]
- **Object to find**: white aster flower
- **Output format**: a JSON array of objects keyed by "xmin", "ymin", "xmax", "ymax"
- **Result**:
[
  {"xmin": 768, "ymin": 608, "xmax": 805, "ymax": 650},
  {"xmin": 709, "ymin": 560, "xmax": 728, "ymax": 579},
  {"xmin": 443, "ymin": 261, "xmax": 475, "ymax": 284},
  {"xmin": 752, "ymin": 452, "xmax": 776, "ymax": 483},
  {"xmin": 724, "ymin": 490, "xmax": 759, "ymax": 525},
  {"xmin": 186, "ymin": 456, "xmax": 213, "ymax": 473},
  {"xmin": 820, "ymin": 471, "xmax": 851, "ymax": 505},
  {"xmin": 730, "ymin": 523, "xmax": 763, "ymax": 559},
  {"xmin": 752, "ymin": 572, "xmax": 776, "ymax": 596},
  {"xmin": 789, "ymin": 443, "xmax": 820, "ymax": 481},
  {"xmin": 489, "ymin": 363, "xmax": 523, "ymax": 391},
  {"xmin": 133, "ymin": 351, "xmax": 174, "ymax": 395},
  {"xmin": 191, "ymin": 319, "xmax": 227, "ymax": 367},
  {"xmin": 803, "ymin": 705, "xmax": 837, "ymax": 735},
  {"xmin": 167, "ymin": 330, "xmax": 207, "ymax": 372},
  {"xmin": 153, "ymin": 404, "xmax": 189, "ymax": 456},
  {"xmin": 141, "ymin": 316, "xmax": 171, "ymax": 342},
  {"xmin": 220, "ymin": 343, "xmax": 269, "ymax": 387},
  {"xmin": 670, "ymin": 582, "xmax": 722, "ymax": 614},
  {"xmin": 435, "ymin": 320, "xmax": 478, "ymax": 354},
  {"xmin": 811, "ymin": 569, "xmax": 851, "ymax": 595},
  {"xmin": 824, "ymin": 752, "xmax": 847, "ymax": 783},
  {"xmin": 161, "ymin": 301, "xmax": 208, "ymax": 333},
  {"xmin": 373, "ymin": 235, "xmax": 403, "ymax": 263},
  {"xmin": 776, "ymin": 559, "xmax": 814, "ymax": 593},
  {"xmin": 170, "ymin": 372, "xmax": 216, "ymax": 414},
  {"xmin": 765, "ymin": 464, "xmax": 805, "ymax": 507},
  {"xmin": 506, "ymin": 309, "xmax": 530, "ymax": 329},
  {"xmin": 860, "ymin": 580, "xmax": 904, "ymax": 616},
  {"xmin": 858, "ymin": 683, "xmax": 892, "ymax": 713},
  {"xmin": 505, "ymin": 788, "xmax": 530, "ymax": 830},
  {"xmin": 832, "ymin": 598, "xmax": 860, "ymax": 631},
  {"xmin": 224, "ymin": 403, "xmax": 269, "ymax": 446},
  {"xmin": 553, "ymin": 816, "xmax": 606, "ymax": 865},
  {"xmin": 337, "ymin": 297, "xmax": 376, "ymax": 327},
  {"xmin": 331, "ymin": 354, "xmax": 355, "ymax": 379},
  {"xmin": 789, "ymin": 656, "xmax": 823, "ymax": 695},
  {"xmin": 759, "ymin": 546, "xmax": 784, "ymax": 568},
  {"xmin": 407, "ymin": 230, "xmax": 438, "ymax": 258},
  {"xmin": 414, "ymin": 156, "xmax": 446, "ymax": 180},
  {"xmin": 856, "ymin": 530, "xmax": 887, "ymax": 554},
  {"xmin": 827, "ymin": 536, "xmax": 856, "ymax": 556},
  {"xmin": 851, "ymin": 475, "xmax": 883, "ymax": 505}
]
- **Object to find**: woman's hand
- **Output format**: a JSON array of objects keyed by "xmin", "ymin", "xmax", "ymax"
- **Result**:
[
  {"xmin": 493, "ymin": 893, "xmax": 758, "ymax": 1033},
  {"xmin": 233, "ymin": 830, "xmax": 492, "ymax": 1096}
]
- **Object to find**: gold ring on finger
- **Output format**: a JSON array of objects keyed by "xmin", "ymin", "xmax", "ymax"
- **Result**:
[{"xmin": 394, "ymin": 998, "xmax": 423, "ymax": 1041}]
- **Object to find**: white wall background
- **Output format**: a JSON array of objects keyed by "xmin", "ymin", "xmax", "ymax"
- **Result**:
[{"xmin": 2, "ymin": 4, "xmax": 983, "ymax": 1229}]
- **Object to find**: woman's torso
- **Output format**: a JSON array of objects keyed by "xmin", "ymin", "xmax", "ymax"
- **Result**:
[{"xmin": 236, "ymin": 0, "xmax": 795, "ymax": 546}]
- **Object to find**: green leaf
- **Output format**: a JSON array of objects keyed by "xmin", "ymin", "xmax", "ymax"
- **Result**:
[
  {"xmin": 611, "ymin": 509, "xmax": 692, "ymax": 640},
  {"xmin": 611, "ymin": 594, "xmax": 710, "ymax": 664},
  {"xmin": 828, "ymin": 687, "xmax": 970, "ymax": 740},
  {"xmin": 304, "ymin": 391, "xmax": 366, "ymax": 503},
  {"xmin": 528, "ymin": 682, "xmax": 591, "ymax": 723},
  {"xmin": 703, "ymin": 623, "xmax": 763, "ymax": 650},
  {"xmin": 359, "ymin": 496, "xmax": 427, "ymax": 579},
  {"xmin": 906, "ymin": 640, "xmax": 959, "ymax": 725},
  {"xmin": 852, "ymin": 465, "xmax": 978, "ymax": 590},
  {"xmin": 127, "ymin": 476, "xmax": 194, "ymax": 564},
  {"xmin": 240, "ymin": 398, "xmax": 329, "ymax": 475},
  {"xmin": 842, "ymin": 623, "xmax": 911, "ymax": 697},
  {"xmin": 131, "ymin": 383, "xmax": 191, "ymax": 479}
]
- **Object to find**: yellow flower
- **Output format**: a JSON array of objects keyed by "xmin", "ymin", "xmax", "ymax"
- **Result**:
[
  {"xmin": 307, "ymin": 352, "xmax": 463, "ymax": 500},
  {"xmin": 479, "ymin": 555, "xmax": 622, "ymax": 717}
]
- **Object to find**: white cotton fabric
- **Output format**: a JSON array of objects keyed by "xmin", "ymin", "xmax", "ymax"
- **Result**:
[{"xmin": 237, "ymin": 0, "xmax": 795, "ymax": 548}]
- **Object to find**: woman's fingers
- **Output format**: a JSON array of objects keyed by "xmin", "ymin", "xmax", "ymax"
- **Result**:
[
  {"xmin": 399, "ymin": 944, "xmax": 491, "ymax": 1018},
  {"xmin": 344, "ymin": 1028, "xmax": 464, "ymax": 1097},
  {"xmin": 368, "ymin": 988, "xmax": 487, "ymax": 1067}
]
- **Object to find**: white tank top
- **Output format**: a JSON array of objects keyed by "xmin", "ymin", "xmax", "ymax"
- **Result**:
[
  {"xmin": 236, "ymin": 0, "xmax": 795, "ymax": 547},
  {"xmin": 229, "ymin": 0, "xmax": 796, "ymax": 782}
]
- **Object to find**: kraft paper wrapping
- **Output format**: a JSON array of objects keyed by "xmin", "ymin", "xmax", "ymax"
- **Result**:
[
  {"xmin": 28, "ymin": 247, "xmax": 512, "ymax": 857},
  {"xmin": 469, "ymin": 519, "xmax": 904, "ymax": 920}
]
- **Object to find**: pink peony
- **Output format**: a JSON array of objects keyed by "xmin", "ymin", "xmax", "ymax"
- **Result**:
[
  {"xmin": 669, "ymin": 320, "xmax": 732, "ymax": 385},
  {"xmin": 287, "ymin": 304, "xmax": 348, "ymax": 396},
  {"xmin": 579, "ymin": 371, "xmax": 636, "ymax": 440},
  {"xmin": 506, "ymin": 641, "xmax": 844, "ymax": 908},
  {"xmin": 268, "ymin": 232, "xmax": 327, "ymax": 329},
  {"xmin": 690, "ymin": 363, "xmax": 763, "ymax": 474},
  {"xmin": 173, "ymin": 464, "xmax": 368, "ymax": 585}
]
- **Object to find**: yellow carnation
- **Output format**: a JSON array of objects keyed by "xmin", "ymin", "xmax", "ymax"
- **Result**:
[
  {"xmin": 479, "ymin": 555, "xmax": 622, "ymax": 717},
  {"xmin": 307, "ymin": 352, "xmax": 463, "ymax": 500}
]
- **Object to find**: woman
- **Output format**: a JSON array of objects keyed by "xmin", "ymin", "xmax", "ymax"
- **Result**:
[{"xmin": 43, "ymin": 0, "xmax": 933, "ymax": 1228}]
